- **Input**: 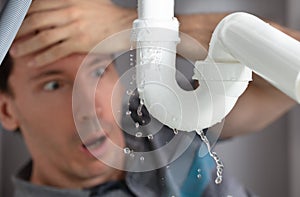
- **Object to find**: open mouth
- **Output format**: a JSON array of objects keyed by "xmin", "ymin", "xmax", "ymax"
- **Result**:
[{"xmin": 82, "ymin": 135, "xmax": 107, "ymax": 150}]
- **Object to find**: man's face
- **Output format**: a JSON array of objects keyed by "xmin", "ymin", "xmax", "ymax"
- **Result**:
[{"xmin": 6, "ymin": 53, "xmax": 125, "ymax": 188}]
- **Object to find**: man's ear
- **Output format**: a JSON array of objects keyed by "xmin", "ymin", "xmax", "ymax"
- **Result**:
[{"xmin": 0, "ymin": 93, "xmax": 19, "ymax": 131}]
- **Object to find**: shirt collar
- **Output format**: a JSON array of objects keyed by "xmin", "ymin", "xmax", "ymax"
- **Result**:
[
  {"xmin": 13, "ymin": 161, "xmax": 162, "ymax": 197},
  {"xmin": 13, "ymin": 161, "xmax": 90, "ymax": 197}
]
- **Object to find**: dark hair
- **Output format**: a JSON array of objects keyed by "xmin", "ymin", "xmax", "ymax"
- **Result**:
[{"xmin": 0, "ymin": 53, "xmax": 14, "ymax": 96}]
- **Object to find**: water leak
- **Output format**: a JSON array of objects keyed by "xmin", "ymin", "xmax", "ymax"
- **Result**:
[
  {"xmin": 130, "ymin": 152, "xmax": 135, "ymax": 158},
  {"xmin": 196, "ymin": 130, "xmax": 224, "ymax": 184},
  {"xmin": 173, "ymin": 128, "xmax": 178, "ymax": 135},
  {"xmin": 135, "ymin": 122, "xmax": 140, "ymax": 128},
  {"xmin": 137, "ymin": 101, "xmax": 143, "ymax": 117},
  {"xmin": 126, "ymin": 110, "xmax": 132, "ymax": 116},
  {"xmin": 123, "ymin": 147, "xmax": 131, "ymax": 154},
  {"xmin": 135, "ymin": 131, "xmax": 142, "ymax": 138},
  {"xmin": 129, "ymin": 53, "xmax": 135, "ymax": 67},
  {"xmin": 132, "ymin": 73, "xmax": 136, "ymax": 81},
  {"xmin": 197, "ymin": 174, "xmax": 202, "ymax": 179},
  {"xmin": 140, "ymin": 156, "xmax": 145, "ymax": 162},
  {"xmin": 147, "ymin": 134, "xmax": 153, "ymax": 140},
  {"xmin": 126, "ymin": 89, "xmax": 134, "ymax": 96}
]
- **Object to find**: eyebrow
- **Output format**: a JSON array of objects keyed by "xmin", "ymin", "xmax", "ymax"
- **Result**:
[
  {"xmin": 85, "ymin": 56, "xmax": 112, "ymax": 68},
  {"xmin": 29, "ymin": 70, "xmax": 64, "ymax": 82}
]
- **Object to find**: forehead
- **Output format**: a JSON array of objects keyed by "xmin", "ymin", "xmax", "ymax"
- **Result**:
[
  {"xmin": 12, "ymin": 54, "xmax": 106, "ymax": 82},
  {"xmin": 12, "ymin": 54, "xmax": 85, "ymax": 76},
  {"xmin": 10, "ymin": 53, "xmax": 117, "ymax": 85}
]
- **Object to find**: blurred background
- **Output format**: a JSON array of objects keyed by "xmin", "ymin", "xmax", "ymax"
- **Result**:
[{"xmin": 1, "ymin": 0, "xmax": 300, "ymax": 196}]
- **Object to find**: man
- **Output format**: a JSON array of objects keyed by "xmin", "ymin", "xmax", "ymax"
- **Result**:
[
  {"xmin": 1, "ymin": 0, "xmax": 300, "ymax": 197},
  {"xmin": 0, "ymin": 48, "xmax": 135, "ymax": 192},
  {"xmin": 1, "ymin": 40, "xmax": 253, "ymax": 197}
]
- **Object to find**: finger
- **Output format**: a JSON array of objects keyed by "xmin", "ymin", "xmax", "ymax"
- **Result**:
[
  {"xmin": 28, "ymin": 40, "xmax": 77, "ymax": 67},
  {"xmin": 28, "ymin": 0, "xmax": 73, "ymax": 14},
  {"xmin": 17, "ymin": 7, "xmax": 79, "ymax": 38},
  {"xmin": 11, "ymin": 25, "xmax": 74, "ymax": 57}
]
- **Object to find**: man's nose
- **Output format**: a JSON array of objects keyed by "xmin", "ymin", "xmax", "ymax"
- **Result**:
[{"xmin": 73, "ymin": 78, "xmax": 102, "ymax": 122}]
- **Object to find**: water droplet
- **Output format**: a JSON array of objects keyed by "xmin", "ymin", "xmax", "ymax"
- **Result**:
[
  {"xmin": 215, "ymin": 177, "xmax": 222, "ymax": 184},
  {"xmin": 166, "ymin": 165, "xmax": 170, "ymax": 169},
  {"xmin": 140, "ymin": 99, "xmax": 144, "ymax": 105},
  {"xmin": 197, "ymin": 168, "xmax": 201, "ymax": 173},
  {"xmin": 130, "ymin": 58, "xmax": 134, "ymax": 62},
  {"xmin": 132, "ymin": 74, "xmax": 136, "ymax": 80},
  {"xmin": 172, "ymin": 117, "xmax": 177, "ymax": 122},
  {"xmin": 197, "ymin": 174, "xmax": 202, "ymax": 179},
  {"xmin": 137, "ymin": 87, "xmax": 144, "ymax": 93},
  {"xmin": 135, "ymin": 131, "xmax": 142, "ymax": 137},
  {"xmin": 196, "ymin": 130, "xmax": 224, "ymax": 185},
  {"xmin": 129, "ymin": 81, "xmax": 133, "ymax": 85},
  {"xmin": 140, "ymin": 80, "xmax": 145, "ymax": 88},
  {"xmin": 130, "ymin": 54, "xmax": 134, "ymax": 57},
  {"xmin": 140, "ymin": 156, "xmax": 144, "ymax": 161},
  {"xmin": 123, "ymin": 147, "xmax": 130, "ymax": 154},
  {"xmin": 126, "ymin": 89, "xmax": 133, "ymax": 96},
  {"xmin": 135, "ymin": 122, "xmax": 140, "ymax": 128},
  {"xmin": 147, "ymin": 134, "xmax": 153, "ymax": 140},
  {"xmin": 173, "ymin": 128, "xmax": 178, "ymax": 135},
  {"xmin": 137, "ymin": 105, "xmax": 143, "ymax": 117},
  {"xmin": 126, "ymin": 110, "xmax": 132, "ymax": 115},
  {"xmin": 142, "ymin": 120, "xmax": 146, "ymax": 124},
  {"xmin": 130, "ymin": 152, "xmax": 135, "ymax": 158}
]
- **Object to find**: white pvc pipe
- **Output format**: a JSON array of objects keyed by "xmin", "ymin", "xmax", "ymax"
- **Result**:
[
  {"xmin": 132, "ymin": 1, "xmax": 252, "ymax": 131},
  {"xmin": 207, "ymin": 12, "xmax": 300, "ymax": 102},
  {"xmin": 138, "ymin": 0, "xmax": 174, "ymax": 20},
  {"xmin": 133, "ymin": 5, "xmax": 300, "ymax": 132}
]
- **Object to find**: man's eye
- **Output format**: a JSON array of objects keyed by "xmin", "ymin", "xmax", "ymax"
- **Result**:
[
  {"xmin": 91, "ymin": 67, "xmax": 106, "ymax": 78},
  {"xmin": 43, "ymin": 81, "xmax": 61, "ymax": 91}
]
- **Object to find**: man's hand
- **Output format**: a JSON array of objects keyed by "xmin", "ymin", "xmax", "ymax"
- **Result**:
[{"xmin": 10, "ymin": 0, "xmax": 137, "ymax": 67}]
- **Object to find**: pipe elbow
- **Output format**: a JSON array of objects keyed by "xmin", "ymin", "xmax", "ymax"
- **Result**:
[{"xmin": 140, "ymin": 79, "xmax": 216, "ymax": 131}]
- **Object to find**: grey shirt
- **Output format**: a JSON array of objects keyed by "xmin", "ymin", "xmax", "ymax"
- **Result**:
[
  {"xmin": 13, "ymin": 135, "xmax": 256, "ymax": 197},
  {"xmin": 13, "ymin": 162, "xmax": 162, "ymax": 197}
]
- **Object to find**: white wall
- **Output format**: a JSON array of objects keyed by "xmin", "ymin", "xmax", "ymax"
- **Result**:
[
  {"xmin": 287, "ymin": 0, "xmax": 300, "ymax": 29},
  {"xmin": 175, "ymin": 0, "xmax": 286, "ymax": 24},
  {"xmin": 0, "ymin": 130, "xmax": 30, "ymax": 197},
  {"xmin": 284, "ymin": 1, "xmax": 300, "ymax": 196},
  {"xmin": 0, "ymin": 131, "xmax": 3, "ymax": 195},
  {"xmin": 288, "ymin": 107, "xmax": 300, "ymax": 197},
  {"xmin": 215, "ymin": 116, "xmax": 289, "ymax": 197}
]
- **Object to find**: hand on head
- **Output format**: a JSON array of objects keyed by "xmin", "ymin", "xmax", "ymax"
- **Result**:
[{"xmin": 10, "ymin": 0, "xmax": 137, "ymax": 67}]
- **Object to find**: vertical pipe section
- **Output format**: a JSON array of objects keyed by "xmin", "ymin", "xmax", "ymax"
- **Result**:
[{"xmin": 138, "ymin": 0, "xmax": 174, "ymax": 20}]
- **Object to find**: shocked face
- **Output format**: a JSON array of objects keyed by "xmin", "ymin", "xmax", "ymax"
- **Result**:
[{"xmin": 4, "ymin": 54, "xmax": 125, "ymax": 188}]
